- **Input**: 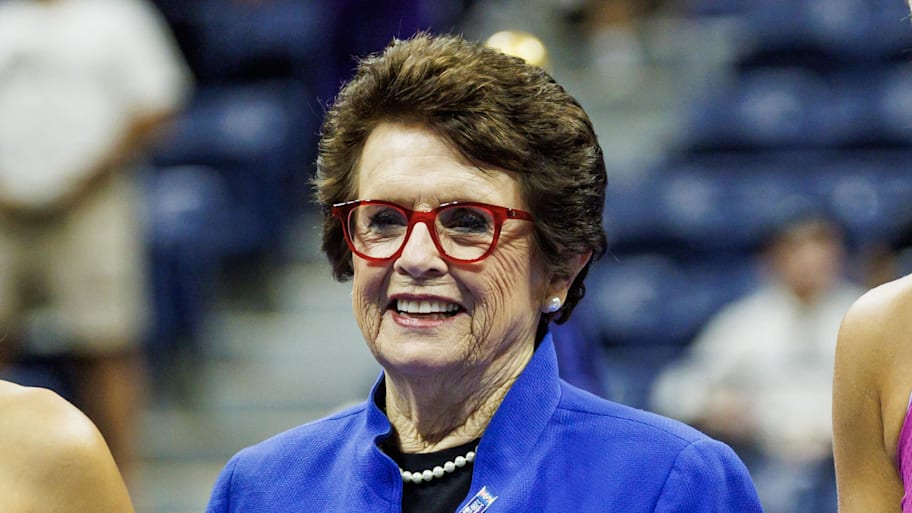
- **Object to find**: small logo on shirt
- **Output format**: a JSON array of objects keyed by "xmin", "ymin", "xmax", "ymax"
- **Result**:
[{"xmin": 459, "ymin": 486, "xmax": 498, "ymax": 513}]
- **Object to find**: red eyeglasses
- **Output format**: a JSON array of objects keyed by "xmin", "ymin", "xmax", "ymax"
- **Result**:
[{"xmin": 331, "ymin": 199, "xmax": 534, "ymax": 264}]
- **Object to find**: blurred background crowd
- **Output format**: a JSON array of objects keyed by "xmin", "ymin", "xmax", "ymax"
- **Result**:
[{"xmin": 1, "ymin": 0, "xmax": 912, "ymax": 512}]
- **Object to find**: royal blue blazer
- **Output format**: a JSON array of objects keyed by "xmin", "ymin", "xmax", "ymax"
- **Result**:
[{"xmin": 206, "ymin": 332, "xmax": 763, "ymax": 512}]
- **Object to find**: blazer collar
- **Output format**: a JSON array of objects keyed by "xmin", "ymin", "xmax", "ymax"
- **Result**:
[{"xmin": 359, "ymin": 332, "xmax": 562, "ymax": 503}]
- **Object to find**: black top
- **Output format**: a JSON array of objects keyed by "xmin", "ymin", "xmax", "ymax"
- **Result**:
[{"xmin": 384, "ymin": 438, "xmax": 480, "ymax": 513}]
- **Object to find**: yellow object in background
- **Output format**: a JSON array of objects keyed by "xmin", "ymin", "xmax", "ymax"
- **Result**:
[{"xmin": 485, "ymin": 30, "xmax": 549, "ymax": 69}]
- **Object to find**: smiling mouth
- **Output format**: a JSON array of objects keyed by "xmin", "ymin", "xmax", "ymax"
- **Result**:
[{"xmin": 393, "ymin": 299, "xmax": 463, "ymax": 318}]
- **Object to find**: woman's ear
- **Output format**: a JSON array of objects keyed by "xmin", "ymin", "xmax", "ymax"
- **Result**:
[{"xmin": 546, "ymin": 250, "xmax": 592, "ymax": 303}]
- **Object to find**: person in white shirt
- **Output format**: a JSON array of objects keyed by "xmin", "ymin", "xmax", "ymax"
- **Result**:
[
  {"xmin": 651, "ymin": 208, "xmax": 863, "ymax": 513},
  {"xmin": 0, "ymin": 0, "xmax": 192, "ymax": 476}
]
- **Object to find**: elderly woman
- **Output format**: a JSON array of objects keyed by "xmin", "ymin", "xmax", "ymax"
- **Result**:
[{"xmin": 205, "ymin": 33, "xmax": 761, "ymax": 513}]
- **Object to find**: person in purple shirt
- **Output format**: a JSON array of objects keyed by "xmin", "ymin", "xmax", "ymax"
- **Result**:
[{"xmin": 205, "ymin": 32, "xmax": 762, "ymax": 513}]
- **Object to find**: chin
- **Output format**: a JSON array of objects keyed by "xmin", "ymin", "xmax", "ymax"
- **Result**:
[{"xmin": 375, "ymin": 339, "xmax": 467, "ymax": 378}]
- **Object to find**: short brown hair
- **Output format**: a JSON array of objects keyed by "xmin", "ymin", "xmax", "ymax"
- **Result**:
[{"xmin": 314, "ymin": 32, "xmax": 607, "ymax": 324}]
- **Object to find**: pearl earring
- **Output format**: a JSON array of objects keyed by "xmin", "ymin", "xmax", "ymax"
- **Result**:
[{"xmin": 544, "ymin": 296, "xmax": 562, "ymax": 313}]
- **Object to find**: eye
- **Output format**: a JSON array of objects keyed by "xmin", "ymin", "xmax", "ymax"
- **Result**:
[
  {"xmin": 352, "ymin": 204, "xmax": 407, "ymax": 235},
  {"xmin": 439, "ymin": 206, "xmax": 493, "ymax": 234},
  {"xmin": 368, "ymin": 207, "xmax": 406, "ymax": 230}
]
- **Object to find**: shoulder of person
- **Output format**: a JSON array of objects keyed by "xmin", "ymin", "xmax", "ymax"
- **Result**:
[
  {"xmin": 853, "ymin": 273, "xmax": 912, "ymax": 309},
  {"xmin": 559, "ymin": 386, "xmax": 759, "ymax": 505},
  {"xmin": 652, "ymin": 437, "xmax": 762, "ymax": 512},
  {"xmin": 839, "ymin": 274, "xmax": 912, "ymax": 354},
  {"xmin": 557, "ymin": 382, "xmax": 712, "ymax": 447},
  {"xmin": 0, "ymin": 382, "xmax": 100, "ymax": 453},
  {"xmin": 834, "ymin": 274, "xmax": 912, "ymax": 402},
  {"xmin": 0, "ymin": 381, "xmax": 134, "ymax": 513}
]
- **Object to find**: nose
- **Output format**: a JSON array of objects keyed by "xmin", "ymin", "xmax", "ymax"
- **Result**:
[{"xmin": 394, "ymin": 221, "xmax": 446, "ymax": 277}]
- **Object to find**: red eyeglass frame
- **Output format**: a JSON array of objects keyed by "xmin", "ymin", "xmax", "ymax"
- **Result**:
[{"xmin": 331, "ymin": 199, "xmax": 534, "ymax": 264}]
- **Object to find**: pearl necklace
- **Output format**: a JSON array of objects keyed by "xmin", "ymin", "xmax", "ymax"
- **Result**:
[{"xmin": 399, "ymin": 447, "xmax": 477, "ymax": 484}]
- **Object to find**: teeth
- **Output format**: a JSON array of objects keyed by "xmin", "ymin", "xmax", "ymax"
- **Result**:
[{"xmin": 397, "ymin": 299, "xmax": 460, "ymax": 314}]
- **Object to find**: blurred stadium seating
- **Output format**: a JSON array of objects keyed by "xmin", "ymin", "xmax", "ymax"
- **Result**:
[{"xmin": 592, "ymin": 0, "xmax": 912, "ymax": 415}]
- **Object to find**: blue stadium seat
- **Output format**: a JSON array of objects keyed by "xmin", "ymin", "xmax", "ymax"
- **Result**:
[
  {"xmin": 654, "ymin": 156, "xmax": 818, "ymax": 251},
  {"xmin": 724, "ymin": 157, "xmax": 827, "ymax": 247},
  {"xmin": 807, "ymin": 0, "xmax": 912, "ymax": 62},
  {"xmin": 736, "ymin": 0, "xmax": 912, "ymax": 65},
  {"xmin": 817, "ymin": 70, "xmax": 886, "ymax": 149},
  {"xmin": 142, "ymin": 166, "xmax": 236, "ymax": 341},
  {"xmin": 655, "ymin": 165, "xmax": 735, "ymax": 247},
  {"xmin": 681, "ymin": 69, "xmax": 831, "ymax": 151},
  {"xmin": 149, "ymin": 80, "xmax": 316, "ymax": 257},
  {"xmin": 603, "ymin": 169, "xmax": 668, "ymax": 250},
  {"xmin": 142, "ymin": 165, "xmax": 233, "ymax": 377},
  {"xmin": 143, "ymin": 165, "xmax": 232, "ymax": 254},
  {"xmin": 151, "ymin": 81, "xmax": 312, "ymax": 168},
  {"xmin": 870, "ymin": 68, "xmax": 912, "ymax": 146},
  {"xmin": 193, "ymin": 0, "xmax": 333, "ymax": 83},
  {"xmin": 578, "ymin": 254, "xmax": 692, "ymax": 347},
  {"xmin": 633, "ymin": 150, "xmax": 912, "ymax": 252},
  {"xmin": 678, "ymin": 0, "xmax": 750, "ymax": 17},
  {"xmin": 806, "ymin": 69, "xmax": 912, "ymax": 150},
  {"xmin": 607, "ymin": 155, "xmax": 830, "ymax": 253},
  {"xmin": 812, "ymin": 152, "xmax": 912, "ymax": 247}
]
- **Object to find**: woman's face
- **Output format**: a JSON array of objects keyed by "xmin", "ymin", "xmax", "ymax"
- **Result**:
[{"xmin": 350, "ymin": 122, "xmax": 549, "ymax": 379}]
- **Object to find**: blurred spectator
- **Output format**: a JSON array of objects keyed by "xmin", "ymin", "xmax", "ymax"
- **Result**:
[
  {"xmin": 650, "ymin": 206, "xmax": 863, "ymax": 513},
  {"xmin": 0, "ymin": 0, "xmax": 192, "ymax": 476}
]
